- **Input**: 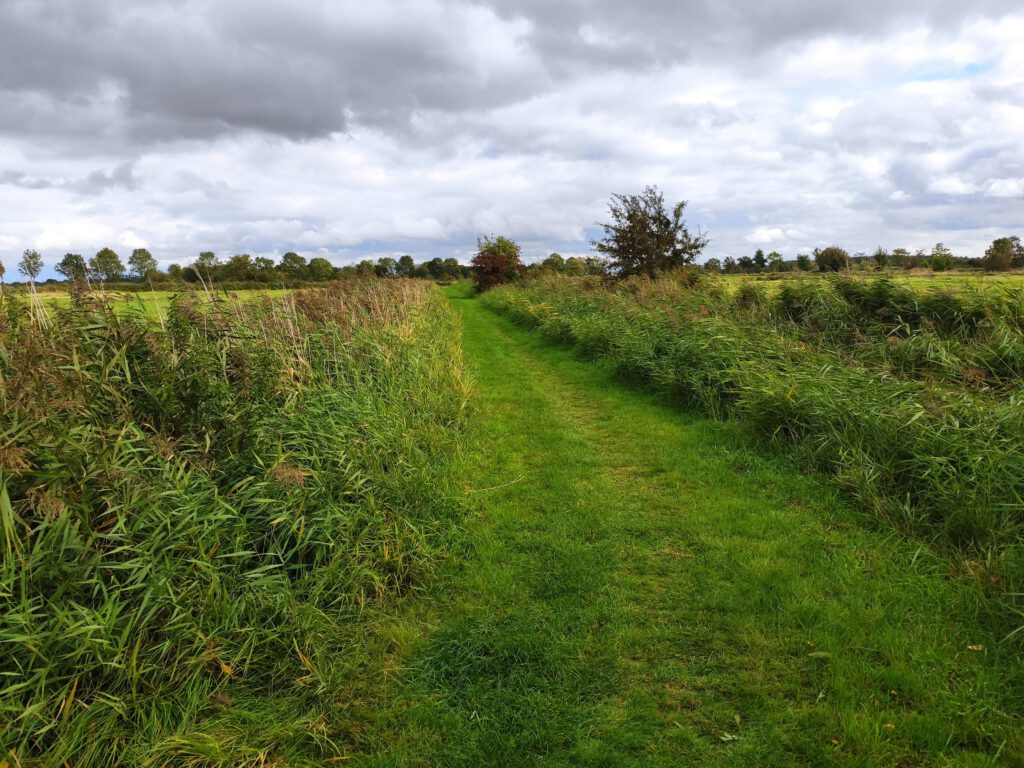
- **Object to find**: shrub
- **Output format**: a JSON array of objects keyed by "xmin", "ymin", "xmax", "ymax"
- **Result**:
[{"xmin": 471, "ymin": 235, "xmax": 526, "ymax": 291}]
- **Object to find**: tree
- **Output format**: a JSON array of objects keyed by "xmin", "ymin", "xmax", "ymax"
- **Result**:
[
  {"xmin": 983, "ymin": 237, "xmax": 1022, "ymax": 272},
  {"xmin": 542, "ymin": 252, "xmax": 566, "ymax": 272},
  {"xmin": 929, "ymin": 243, "xmax": 955, "ymax": 272},
  {"xmin": 753, "ymin": 249, "xmax": 767, "ymax": 272},
  {"xmin": 0, "ymin": 260, "xmax": 5, "ymax": 284},
  {"xmin": 703, "ymin": 257, "xmax": 722, "ymax": 273},
  {"xmin": 396, "ymin": 254, "xmax": 416, "ymax": 277},
  {"xmin": 89, "ymin": 248, "xmax": 126, "ymax": 282},
  {"xmin": 872, "ymin": 247, "xmax": 889, "ymax": 269},
  {"xmin": 56, "ymin": 253, "xmax": 89, "ymax": 282},
  {"xmin": 564, "ymin": 256, "xmax": 586, "ymax": 276},
  {"xmin": 471, "ymin": 235, "xmax": 525, "ymax": 291},
  {"xmin": 374, "ymin": 257, "xmax": 397, "ymax": 277},
  {"xmin": 795, "ymin": 254, "xmax": 812, "ymax": 271},
  {"xmin": 723, "ymin": 256, "xmax": 739, "ymax": 274},
  {"xmin": 767, "ymin": 251, "xmax": 784, "ymax": 272},
  {"xmin": 592, "ymin": 185, "xmax": 708, "ymax": 278},
  {"xmin": 889, "ymin": 248, "xmax": 910, "ymax": 269},
  {"xmin": 815, "ymin": 246, "xmax": 849, "ymax": 272},
  {"xmin": 128, "ymin": 248, "xmax": 158, "ymax": 281},
  {"xmin": 308, "ymin": 257, "xmax": 335, "ymax": 281},
  {"xmin": 167, "ymin": 264, "xmax": 185, "ymax": 281},
  {"xmin": 442, "ymin": 258, "xmax": 464, "ymax": 278},
  {"xmin": 18, "ymin": 249, "xmax": 44, "ymax": 285},
  {"xmin": 737, "ymin": 256, "xmax": 755, "ymax": 273},
  {"xmin": 190, "ymin": 251, "xmax": 219, "ymax": 283},
  {"xmin": 278, "ymin": 252, "xmax": 307, "ymax": 281}
]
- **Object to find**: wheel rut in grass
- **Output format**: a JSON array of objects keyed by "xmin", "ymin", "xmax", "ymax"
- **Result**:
[{"xmin": 359, "ymin": 289, "xmax": 1017, "ymax": 767}]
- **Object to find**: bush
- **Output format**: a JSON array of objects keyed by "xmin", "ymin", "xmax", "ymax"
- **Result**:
[{"xmin": 471, "ymin": 235, "xmax": 526, "ymax": 291}]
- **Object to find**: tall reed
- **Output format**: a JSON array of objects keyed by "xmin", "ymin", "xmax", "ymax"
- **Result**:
[{"xmin": 0, "ymin": 282, "xmax": 469, "ymax": 765}]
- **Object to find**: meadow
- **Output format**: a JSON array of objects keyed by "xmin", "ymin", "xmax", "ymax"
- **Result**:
[{"xmin": 0, "ymin": 282, "xmax": 469, "ymax": 765}]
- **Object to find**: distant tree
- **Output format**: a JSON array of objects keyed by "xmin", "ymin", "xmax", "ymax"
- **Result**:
[
  {"xmin": 442, "ymin": 257, "xmax": 464, "ymax": 278},
  {"xmin": 542, "ymin": 252, "xmax": 566, "ymax": 272},
  {"xmin": 166, "ymin": 263, "xmax": 185, "ymax": 281},
  {"xmin": 737, "ymin": 255, "xmax": 755, "ymax": 273},
  {"xmin": 396, "ymin": 254, "xmax": 416, "ymax": 277},
  {"xmin": 278, "ymin": 252, "xmax": 307, "ymax": 281},
  {"xmin": 307, "ymin": 257, "xmax": 335, "ymax": 281},
  {"xmin": 0, "ymin": 260, "xmax": 5, "ymax": 284},
  {"xmin": 192, "ymin": 251, "xmax": 219, "ymax": 283},
  {"xmin": 703, "ymin": 257, "xmax": 722, "ymax": 273},
  {"xmin": 983, "ymin": 237, "xmax": 1022, "ymax": 272},
  {"xmin": 356, "ymin": 259, "xmax": 375, "ymax": 277},
  {"xmin": 56, "ymin": 253, "xmax": 89, "ymax": 282},
  {"xmin": 471, "ymin": 235, "xmax": 525, "ymax": 291},
  {"xmin": 592, "ymin": 185, "xmax": 708, "ymax": 278},
  {"xmin": 18, "ymin": 249, "xmax": 44, "ymax": 285},
  {"xmin": 908, "ymin": 249, "xmax": 928, "ymax": 270},
  {"xmin": 795, "ymin": 254, "xmax": 812, "ymax": 271},
  {"xmin": 753, "ymin": 249, "xmax": 767, "ymax": 272},
  {"xmin": 767, "ymin": 251, "xmax": 784, "ymax": 272},
  {"xmin": 582, "ymin": 257, "xmax": 607, "ymax": 275},
  {"xmin": 889, "ymin": 247, "xmax": 910, "ymax": 269},
  {"xmin": 374, "ymin": 257, "xmax": 397, "ymax": 277},
  {"xmin": 128, "ymin": 248, "xmax": 158, "ymax": 281},
  {"xmin": 815, "ymin": 246, "xmax": 849, "ymax": 272},
  {"xmin": 563, "ymin": 256, "xmax": 586, "ymax": 276},
  {"xmin": 253, "ymin": 257, "xmax": 276, "ymax": 281},
  {"xmin": 929, "ymin": 243, "xmax": 955, "ymax": 272},
  {"xmin": 723, "ymin": 256, "xmax": 739, "ymax": 274},
  {"xmin": 90, "ymin": 248, "xmax": 125, "ymax": 282},
  {"xmin": 872, "ymin": 247, "xmax": 889, "ymax": 269},
  {"xmin": 423, "ymin": 257, "xmax": 445, "ymax": 279},
  {"xmin": 221, "ymin": 254, "xmax": 254, "ymax": 281}
]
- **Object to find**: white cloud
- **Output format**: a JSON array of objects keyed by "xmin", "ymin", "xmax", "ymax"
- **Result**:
[
  {"xmin": 985, "ymin": 178, "xmax": 1024, "ymax": 198},
  {"xmin": 746, "ymin": 227, "xmax": 786, "ymax": 244}
]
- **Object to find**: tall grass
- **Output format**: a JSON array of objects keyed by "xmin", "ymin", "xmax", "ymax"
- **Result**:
[
  {"xmin": 482, "ymin": 273, "xmax": 1024, "ymax": 635},
  {"xmin": 0, "ymin": 282, "xmax": 469, "ymax": 765}
]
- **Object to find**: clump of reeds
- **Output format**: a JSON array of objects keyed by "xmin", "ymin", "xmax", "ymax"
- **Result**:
[{"xmin": 0, "ymin": 281, "xmax": 469, "ymax": 765}]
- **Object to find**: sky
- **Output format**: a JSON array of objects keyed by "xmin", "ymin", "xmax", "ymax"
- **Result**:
[{"xmin": 1, "ymin": 0, "xmax": 1023, "ymax": 278}]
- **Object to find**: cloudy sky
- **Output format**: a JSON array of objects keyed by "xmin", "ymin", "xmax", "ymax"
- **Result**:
[{"xmin": 2, "ymin": 0, "xmax": 1023, "ymax": 277}]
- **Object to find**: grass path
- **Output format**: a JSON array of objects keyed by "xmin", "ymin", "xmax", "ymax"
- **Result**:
[{"xmin": 357, "ymin": 289, "xmax": 1016, "ymax": 766}]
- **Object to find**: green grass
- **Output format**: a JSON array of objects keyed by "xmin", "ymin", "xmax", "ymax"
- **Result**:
[
  {"xmin": 24, "ymin": 288, "xmax": 295, "ymax": 320},
  {"xmin": 353, "ymin": 286, "xmax": 1022, "ymax": 766}
]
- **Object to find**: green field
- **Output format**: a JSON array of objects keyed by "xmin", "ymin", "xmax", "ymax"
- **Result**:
[
  {"xmin": 23, "ymin": 287, "xmax": 295, "ymax": 319},
  {"xmin": 1, "ymin": 276, "xmax": 1021, "ymax": 765},
  {"xmin": 718, "ymin": 269, "xmax": 1024, "ymax": 296}
]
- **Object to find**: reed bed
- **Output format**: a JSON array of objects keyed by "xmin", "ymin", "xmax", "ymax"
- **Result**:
[{"xmin": 0, "ymin": 281, "xmax": 469, "ymax": 765}]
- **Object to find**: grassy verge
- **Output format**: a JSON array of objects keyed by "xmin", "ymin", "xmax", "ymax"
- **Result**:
[
  {"xmin": 355, "ymin": 287, "xmax": 1022, "ymax": 765},
  {"xmin": 0, "ymin": 283, "xmax": 469, "ymax": 765}
]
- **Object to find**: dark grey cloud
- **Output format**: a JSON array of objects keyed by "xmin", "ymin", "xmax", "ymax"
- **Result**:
[{"xmin": 0, "ymin": 161, "xmax": 136, "ymax": 193}]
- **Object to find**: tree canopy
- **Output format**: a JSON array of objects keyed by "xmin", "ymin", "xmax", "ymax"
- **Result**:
[{"xmin": 591, "ymin": 185, "xmax": 708, "ymax": 278}]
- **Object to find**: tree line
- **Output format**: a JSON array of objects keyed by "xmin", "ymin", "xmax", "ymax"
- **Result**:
[
  {"xmin": 1, "ymin": 248, "xmax": 471, "ymax": 288},
  {"xmin": 469, "ymin": 186, "xmax": 1024, "ymax": 291}
]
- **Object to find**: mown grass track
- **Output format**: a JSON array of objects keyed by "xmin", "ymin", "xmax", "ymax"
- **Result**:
[{"xmin": 357, "ymin": 287, "xmax": 1021, "ymax": 767}]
